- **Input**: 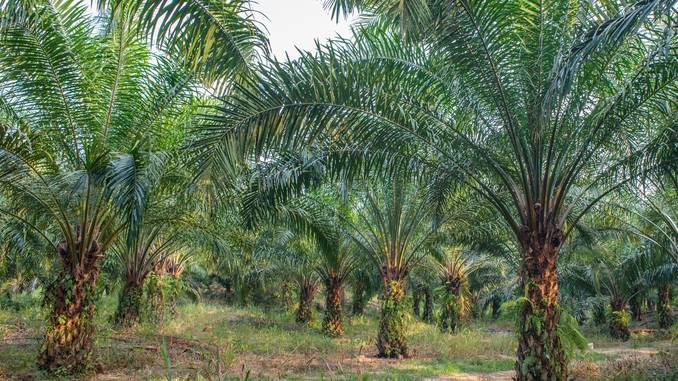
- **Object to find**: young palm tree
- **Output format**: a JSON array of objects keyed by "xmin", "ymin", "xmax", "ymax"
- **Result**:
[
  {"xmin": 347, "ymin": 181, "xmax": 438, "ymax": 358},
  {"xmin": 432, "ymin": 247, "xmax": 487, "ymax": 333},
  {"xmin": 112, "ymin": 223, "xmax": 182, "ymax": 326},
  {"xmin": 608, "ymin": 181, "xmax": 677, "ymax": 327},
  {"xmin": 563, "ymin": 245, "xmax": 644, "ymax": 341},
  {"xmin": 198, "ymin": 0, "xmax": 676, "ymax": 376}
]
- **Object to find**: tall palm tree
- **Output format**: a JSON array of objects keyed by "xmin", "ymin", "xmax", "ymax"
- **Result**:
[
  {"xmin": 0, "ymin": 2, "xmax": 146, "ymax": 371},
  {"xmin": 0, "ymin": 0, "xmax": 265, "ymax": 372},
  {"xmin": 199, "ymin": 1, "xmax": 676, "ymax": 377}
]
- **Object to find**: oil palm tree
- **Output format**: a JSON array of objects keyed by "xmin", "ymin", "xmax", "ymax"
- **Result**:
[
  {"xmin": 199, "ymin": 0, "xmax": 676, "ymax": 377},
  {"xmin": 346, "ymin": 180, "xmax": 439, "ymax": 358},
  {"xmin": 0, "ymin": 0, "xmax": 265, "ymax": 372},
  {"xmin": 111, "ymin": 220, "xmax": 186, "ymax": 326},
  {"xmin": 270, "ymin": 233, "xmax": 322, "ymax": 324},
  {"xmin": 0, "ymin": 1, "xmax": 186, "ymax": 372},
  {"xmin": 349, "ymin": 264, "xmax": 381, "ymax": 316},
  {"xmin": 235, "ymin": 150, "xmax": 363, "ymax": 336},
  {"xmin": 431, "ymin": 247, "xmax": 488, "ymax": 333},
  {"xmin": 608, "ymin": 180, "xmax": 677, "ymax": 327},
  {"xmin": 317, "ymin": 238, "xmax": 360, "ymax": 336},
  {"xmin": 563, "ymin": 244, "xmax": 644, "ymax": 341}
]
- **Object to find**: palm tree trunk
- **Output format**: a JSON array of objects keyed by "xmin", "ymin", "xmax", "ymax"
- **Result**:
[
  {"xmin": 491, "ymin": 295, "xmax": 501, "ymax": 320},
  {"xmin": 113, "ymin": 280, "xmax": 144, "ymax": 327},
  {"xmin": 296, "ymin": 280, "xmax": 316, "ymax": 323},
  {"xmin": 412, "ymin": 286, "xmax": 421, "ymax": 318},
  {"xmin": 322, "ymin": 274, "xmax": 344, "ymax": 337},
  {"xmin": 377, "ymin": 278, "xmax": 408, "ymax": 358},
  {"xmin": 352, "ymin": 282, "xmax": 367, "ymax": 315},
  {"xmin": 657, "ymin": 285, "xmax": 673, "ymax": 329},
  {"xmin": 608, "ymin": 299, "xmax": 630, "ymax": 341},
  {"xmin": 629, "ymin": 294, "xmax": 643, "ymax": 321},
  {"xmin": 145, "ymin": 272, "xmax": 166, "ymax": 323},
  {"xmin": 515, "ymin": 235, "xmax": 567, "ymax": 381},
  {"xmin": 440, "ymin": 281, "xmax": 460, "ymax": 334},
  {"xmin": 39, "ymin": 241, "xmax": 103, "ymax": 374},
  {"xmin": 423, "ymin": 287, "xmax": 433, "ymax": 323}
]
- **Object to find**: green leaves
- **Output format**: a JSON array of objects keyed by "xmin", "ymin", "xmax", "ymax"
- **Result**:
[{"xmin": 101, "ymin": 0, "xmax": 268, "ymax": 94}]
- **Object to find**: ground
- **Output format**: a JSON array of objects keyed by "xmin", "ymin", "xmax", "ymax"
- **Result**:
[{"xmin": 0, "ymin": 294, "xmax": 676, "ymax": 380}]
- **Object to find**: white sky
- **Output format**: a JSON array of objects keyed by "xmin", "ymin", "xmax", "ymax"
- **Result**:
[
  {"xmin": 252, "ymin": 0, "xmax": 355, "ymax": 58},
  {"xmin": 82, "ymin": 0, "xmax": 354, "ymax": 59}
]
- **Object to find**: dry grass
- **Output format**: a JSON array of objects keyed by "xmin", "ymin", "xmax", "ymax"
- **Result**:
[{"xmin": 0, "ymin": 295, "xmax": 675, "ymax": 380}]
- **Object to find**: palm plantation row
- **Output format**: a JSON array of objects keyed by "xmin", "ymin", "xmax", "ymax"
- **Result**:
[{"xmin": 0, "ymin": 0, "xmax": 676, "ymax": 379}]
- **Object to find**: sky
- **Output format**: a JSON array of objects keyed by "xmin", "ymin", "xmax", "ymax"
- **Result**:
[
  {"xmin": 82, "ymin": 0, "xmax": 354, "ymax": 59},
  {"xmin": 252, "ymin": 0, "xmax": 355, "ymax": 58}
]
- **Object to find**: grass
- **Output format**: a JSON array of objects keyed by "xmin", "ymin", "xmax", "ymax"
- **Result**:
[{"xmin": 1, "ymin": 292, "xmax": 675, "ymax": 380}]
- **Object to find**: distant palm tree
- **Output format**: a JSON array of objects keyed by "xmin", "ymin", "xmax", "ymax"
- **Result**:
[
  {"xmin": 431, "ymin": 247, "xmax": 487, "ymax": 333},
  {"xmin": 347, "ymin": 181, "xmax": 438, "ymax": 358},
  {"xmin": 563, "ymin": 245, "xmax": 644, "ymax": 341}
]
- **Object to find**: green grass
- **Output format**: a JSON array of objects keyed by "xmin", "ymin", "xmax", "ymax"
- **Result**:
[{"xmin": 1, "ymin": 293, "xmax": 675, "ymax": 380}]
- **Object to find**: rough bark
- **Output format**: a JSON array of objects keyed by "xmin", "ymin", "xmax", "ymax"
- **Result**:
[
  {"xmin": 322, "ymin": 274, "xmax": 344, "ymax": 337},
  {"xmin": 515, "ymin": 231, "xmax": 567, "ymax": 381},
  {"xmin": 38, "ymin": 240, "xmax": 103, "ymax": 374},
  {"xmin": 423, "ymin": 287, "xmax": 433, "ymax": 323},
  {"xmin": 608, "ymin": 299, "xmax": 630, "ymax": 341},
  {"xmin": 377, "ymin": 279, "xmax": 408, "ymax": 358},
  {"xmin": 113, "ymin": 280, "xmax": 144, "ymax": 327},
  {"xmin": 657, "ymin": 285, "xmax": 673, "ymax": 329},
  {"xmin": 296, "ymin": 281, "xmax": 316, "ymax": 324}
]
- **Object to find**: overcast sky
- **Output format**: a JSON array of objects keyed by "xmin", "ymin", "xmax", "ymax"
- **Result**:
[
  {"xmin": 83, "ymin": 0, "xmax": 354, "ymax": 59},
  {"xmin": 252, "ymin": 0, "xmax": 354, "ymax": 58}
]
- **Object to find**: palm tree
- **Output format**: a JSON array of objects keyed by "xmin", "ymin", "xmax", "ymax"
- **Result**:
[
  {"xmin": 317, "ymin": 238, "xmax": 360, "ymax": 336},
  {"xmin": 274, "ymin": 234, "xmax": 322, "ymax": 324},
  {"xmin": 199, "ymin": 0, "xmax": 676, "ymax": 376},
  {"xmin": 0, "ymin": 2, "xmax": 147, "ymax": 371},
  {"xmin": 349, "ymin": 265, "xmax": 381, "ymax": 316},
  {"xmin": 111, "ymin": 222, "xmax": 183, "ymax": 326},
  {"xmin": 631, "ymin": 185, "xmax": 676, "ymax": 329},
  {"xmin": 346, "ymin": 180, "xmax": 438, "ymax": 358},
  {"xmin": 432, "ymin": 247, "xmax": 488, "ymax": 333},
  {"xmin": 0, "ymin": 0, "xmax": 265, "ymax": 372},
  {"xmin": 563, "ymin": 244, "xmax": 645, "ymax": 341},
  {"xmin": 145, "ymin": 251, "xmax": 189, "ymax": 320},
  {"xmin": 606, "ymin": 180, "xmax": 677, "ymax": 328}
]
